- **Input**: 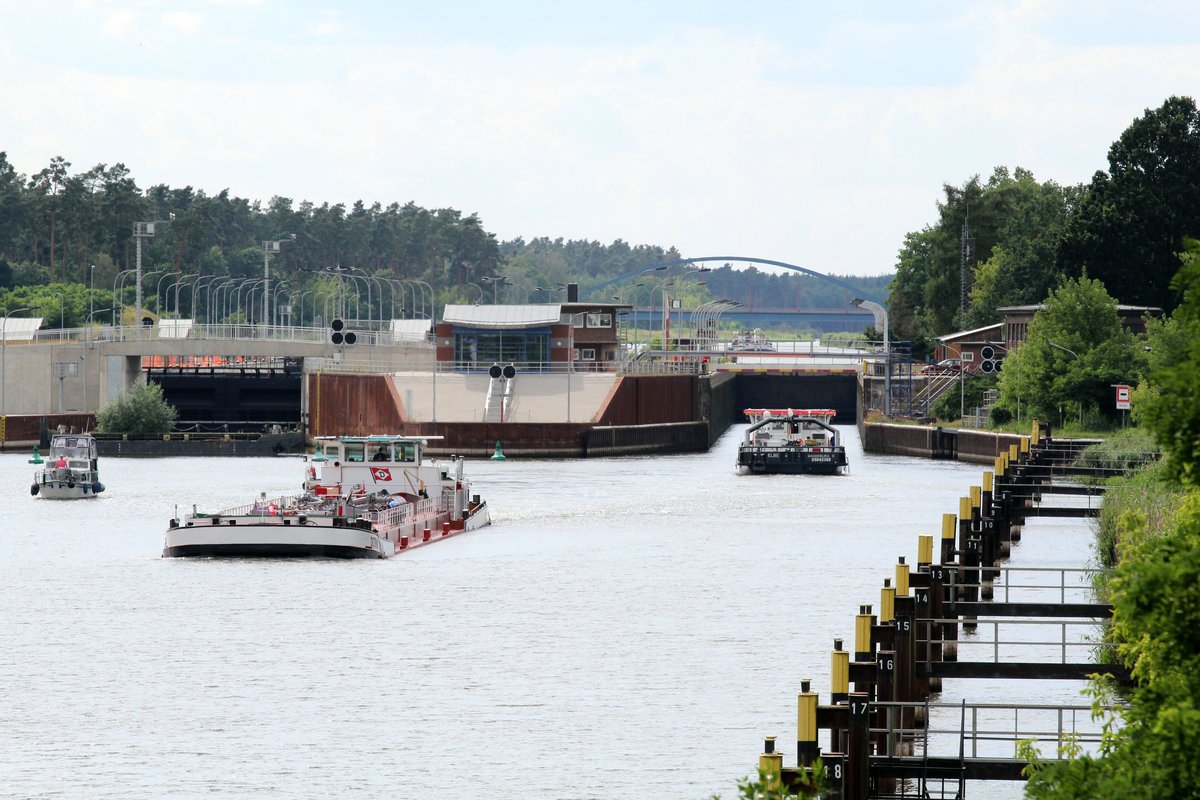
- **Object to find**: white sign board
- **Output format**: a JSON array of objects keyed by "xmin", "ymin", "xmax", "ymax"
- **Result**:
[{"xmin": 1114, "ymin": 384, "xmax": 1131, "ymax": 411}]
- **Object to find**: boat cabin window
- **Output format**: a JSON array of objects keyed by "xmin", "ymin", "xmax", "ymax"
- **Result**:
[
  {"xmin": 371, "ymin": 444, "xmax": 391, "ymax": 461},
  {"xmin": 396, "ymin": 442, "xmax": 416, "ymax": 462},
  {"xmin": 52, "ymin": 436, "xmax": 91, "ymax": 459},
  {"xmin": 344, "ymin": 442, "xmax": 366, "ymax": 462}
]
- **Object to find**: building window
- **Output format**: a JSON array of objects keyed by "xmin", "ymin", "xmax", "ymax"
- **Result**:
[
  {"xmin": 586, "ymin": 312, "xmax": 611, "ymax": 328},
  {"xmin": 580, "ymin": 348, "xmax": 596, "ymax": 360},
  {"xmin": 453, "ymin": 329, "xmax": 549, "ymax": 369}
]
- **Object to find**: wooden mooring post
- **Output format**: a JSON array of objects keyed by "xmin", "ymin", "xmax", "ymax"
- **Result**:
[{"xmin": 763, "ymin": 420, "xmax": 1138, "ymax": 799}]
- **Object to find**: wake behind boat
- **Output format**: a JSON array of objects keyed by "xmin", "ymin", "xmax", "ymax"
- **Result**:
[
  {"xmin": 31, "ymin": 433, "xmax": 105, "ymax": 499},
  {"xmin": 164, "ymin": 434, "xmax": 491, "ymax": 558},
  {"xmin": 736, "ymin": 408, "xmax": 848, "ymax": 475}
]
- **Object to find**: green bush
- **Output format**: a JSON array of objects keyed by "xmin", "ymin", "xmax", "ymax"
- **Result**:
[
  {"xmin": 95, "ymin": 379, "xmax": 178, "ymax": 435},
  {"xmin": 990, "ymin": 406, "xmax": 1013, "ymax": 425}
]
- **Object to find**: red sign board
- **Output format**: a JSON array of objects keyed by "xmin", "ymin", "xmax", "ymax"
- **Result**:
[{"xmin": 1114, "ymin": 385, "xmax": 1131, "ymax": 410}]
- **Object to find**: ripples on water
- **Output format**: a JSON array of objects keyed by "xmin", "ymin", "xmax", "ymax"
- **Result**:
[{"xmin": 0, "ymin": 427, "xmax": 1098, "ymax": 799}]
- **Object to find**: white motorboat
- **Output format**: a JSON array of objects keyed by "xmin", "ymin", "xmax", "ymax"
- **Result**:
[{"xmin": 31, "ymin": 434, "xmax": 105, "ymax": 499}]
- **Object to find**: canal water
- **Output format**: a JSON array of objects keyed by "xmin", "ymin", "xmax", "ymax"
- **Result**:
[{"xmin": 0, "ymin": 427, "xmax": 1098, "ymax": 799}]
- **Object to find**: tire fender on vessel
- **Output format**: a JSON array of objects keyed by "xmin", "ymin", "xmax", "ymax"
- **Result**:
[{"xmin": 30, "ymin": 483, "xmax": 39, "ymax": 496}]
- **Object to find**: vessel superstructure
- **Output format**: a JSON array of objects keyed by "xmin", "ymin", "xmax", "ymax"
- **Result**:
[{"xmin": 736, "ymin": 408, "xmax": 847, "ymax": 475}]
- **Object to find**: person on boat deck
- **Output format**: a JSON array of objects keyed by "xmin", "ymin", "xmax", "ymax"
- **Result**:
[
  {"xmin": 55, "ymin": 455, "xmax": 68, "ymax": 469},
  {"xmin": 372, "ymin": 447, "xmax": 389, "ymax": 461}
]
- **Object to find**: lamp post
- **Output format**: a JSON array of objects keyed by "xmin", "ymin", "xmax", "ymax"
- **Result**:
[
  {"xmin": 112, "ymin": 268, "xmax": 136, "ymax": 328},
  {"xmin": 133, "ymin": 215, "xmax": 172, "ymax": 338},
  {"xmin": 851, "ymin": 298, "xmax": 890, "ymax": 416},
  {"xmin": 466, "ymin": 282, "xmax": 484, "ymax": 304},
  {"xmin": 413, "ymin": 279, "xmax": 434, "ymax": 320},
  {"xmin": 89, "ymin": 264, "xmax": 95, "ymax": 335},
  {"xmin": 483, "ymin": 276, "xmax": 509, "ymax": 304},
  {"xmin": 565, "ymin": 311, "xmax": 585, "ymax": 422},
  {"xmin": 2, "ymin": 306, "xmax": 31, "ymax": 420},
  {"xmin": 156, "ymin": 271, "xmax": 181, "ymax": 322},
  {"xmin": 668, "ymin": 268, "xmax": 709, "ymax": 351},
  {"xmin": 262, "ymin": 235, "xmax": 295, "ymax": 336},
  {"xmin": 1047, "ymin": 340, "xmax": 1082, "ymax": 425}
]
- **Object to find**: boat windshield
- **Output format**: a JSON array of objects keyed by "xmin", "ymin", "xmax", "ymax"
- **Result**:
[{"xmin": 51, "ymin": 436, "xmax": 93, "ymax": 459}]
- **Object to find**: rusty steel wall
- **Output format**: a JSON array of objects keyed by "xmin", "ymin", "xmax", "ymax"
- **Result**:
[
  {"xmin": 958, "ymin": 428, "xmax": 1027, "ymax": 463},
  {"xmin": 307, "ymin": 373, "xmax": 405, "ymax": 437},
  {"xmin": 596, "ymin": 375, "xmax": 697, "ymax": 426},
  {"xmin": 0, "ymin": 413, "xmax": 95, "ymax": 447},
  {"xmin": 864, "ymin": 422, "xmax": 1030, "ymax": 465}
]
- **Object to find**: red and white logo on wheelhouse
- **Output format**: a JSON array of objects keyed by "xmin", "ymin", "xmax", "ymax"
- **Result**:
[{"xmin": 371, "ymin": 468, "xmax": 393, "ymax": 481}]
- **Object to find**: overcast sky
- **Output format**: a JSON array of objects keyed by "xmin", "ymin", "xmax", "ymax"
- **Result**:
[{"xmin": 2, "ymin": 1, "xmax": 1197, "ymax": 277}]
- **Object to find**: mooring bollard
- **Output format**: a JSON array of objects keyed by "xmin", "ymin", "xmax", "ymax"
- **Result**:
[
  {"xmin": 854, "ymin": 605, "xmax": 874, "ymax": 674},
  {"xmin": 759, "ymin": 736, "xmax": 783, "ymax": 792},
  {"xmin": 917, "ymin": 533, "xmax": 933, "ymax": 570},
  {"xmin": 797, "ymin": 679, "xmax": 819, "ymax": 767},
  {"xmin": 940, "ymin": 511, "xmax": 957, "ymax": 565}
]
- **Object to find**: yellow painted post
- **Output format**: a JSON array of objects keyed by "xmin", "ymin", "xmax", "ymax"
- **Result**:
[
  {"xmin": 831, "ymin": 639, "xmax": 849, "ymax": 704},
  {"xmin": 881, "ymin": 579, "xmax": 895, "ymax": 623},
  {"xmin": 917, "ymin": 534, "xmax": 933, "ymax": 568},
  {"xmin": 994, "ymin": 454, "xmax": 1005, "ymax": 478},
  {"xmin": 760, "ymin": 736, "xmax": 783, "ymax": 790},
  {"xmin": 1009, "ymin": 443, "xmax": 1019, "ymax": 463},
  {"xmin": 940, "ymin": 512, "xmax": 956, "ymax": 563},
  {"xmin": 1030, "ymin": 418, "xmax": 1040, "ymax": 445},
  {"xmin": 854, "ymin": 605, "xmax": 874, "ymax": 663},
  {"xmin": 959, "ymin": 496, "xmax": 972, "ymax": 526},
  {"xmin": 895, "ymin": 556, "xmax": 910, "ymax": 596},
  {"xmin": 970, "ymin": 485, "xmax": 981, "ymax": 513},
  {"xmin": 983, "ymin": 471, "xmax": 993, "ymax": 494},
  {"xmin": 1019, "ymin": 436, "xmax": 1030, "ymax": 454},
  {"xmin": 797, "ymin": 679, "xmax": 819, "ymax": 766}
]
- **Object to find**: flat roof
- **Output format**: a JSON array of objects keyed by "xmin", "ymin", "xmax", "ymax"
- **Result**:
[
  {"xmin": 443, "ymin": 304, "xmax": 565, "ymax": 329},
  {"xmin": 0, "ymin": 317, "xmax": 45, "ymax": 341},
  {"xmin": 390, "ymin": 319, "xmax": 432, "ymax": 341}
]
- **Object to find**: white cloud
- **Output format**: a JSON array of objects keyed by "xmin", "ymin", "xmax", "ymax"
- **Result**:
[
  {"xmin": 161, "ymin": 11, "xmax": 204, "ymax": 35},
  {"xmin": 2, "ymin": 3, "xmax": 1199, "ymax": 275}
]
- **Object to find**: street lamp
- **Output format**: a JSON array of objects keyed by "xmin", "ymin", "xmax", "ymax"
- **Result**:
[
  {"xmin": 2, "ymin": 306, "xmax": 31, "ymax": 419},
  {"xmin": 1046, "ymin": 340, "xmax": 1078, "ymax": 359},
  {"xmin": 133, "ymin": 215, "xmax": 173, "ymax": 338},
  {"xmin": 483, "ymin": 276, "xmax": 509, "ymax": 304},
  {"xmin": 262, "ymin": 235, "xmax": 296, "ymax": 335},
  {"xmin": 1046, "ymin": 340, "xmax": 1082, "ymax": 426},
  {"xmin": 851, "ymin": 298, "xmax": 890, "ymax": 417},
  {"xmin": 466, "ymin": 282, "xmax": 484, "ymax": 304},
  {"xmin": 565, "ymin": 311, "xmax": 586, "ymax": 422},
  {"xmin": 156, "ymin": 271, "xmax": 181, "ymax": 323},
  {"xmin": 89, "ymin": 264, "xmax": 95, "ymax": 334}
]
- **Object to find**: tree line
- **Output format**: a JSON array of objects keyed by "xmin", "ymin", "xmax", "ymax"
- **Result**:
[
  {"xmin": 0, "ymin": 155, "xmax": 889, "ymax": 330},
  {"xmin": 888, "ymin": 95, "xmax": 1200, "ymax": 353}
]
